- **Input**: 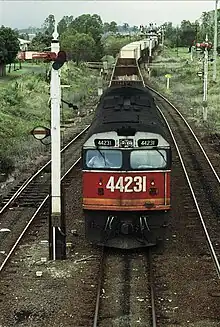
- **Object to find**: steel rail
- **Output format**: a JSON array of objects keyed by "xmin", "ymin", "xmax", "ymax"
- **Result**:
[
  {"xmin": 147, "ymin": 250, "xmax": 157, "ymax": 327},
  {"xmin": 0, "ymin": 157, "xmax": 81, "ymax": 273},
  {"xmin": 157, "ymin": 105, "xmax": 220, "ymax": 279},
  {"xmin": 146, "ymin": 84, "xmax": 220, "ymax": 184},
  {"xmin": 0, "ymin": 125, "xmax": 90, "ymax": 214},
  {"xmin": 93, "ymin": 247, "xmax": 105, "ymax": 327}
]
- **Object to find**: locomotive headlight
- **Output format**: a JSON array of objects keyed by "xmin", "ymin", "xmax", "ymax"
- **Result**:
[
  {"xmin": 150, "ymin": 180, "xmax": 155, "ymax": 186},
  {"xmin": 99, "ymin": 178, "xmax": 103, "ymax": 186}
]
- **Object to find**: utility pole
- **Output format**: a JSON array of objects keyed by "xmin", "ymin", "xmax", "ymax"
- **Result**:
[
  {"xmin": 176, "ymin": 26, "xmax": 179, "ymax": 57},
  {"xmin": 162, "ymin": 27, "xmax": 165, "ymax": 48},
  {"xmin": 203, "ymin": 35, "xmax": 209, "ymax": 102},
  {"xmin": 213, "ymin": 0, "xmax": 218, "ymax": 81},
  {"xmin": 203, "ymin": 35, "xmax": 209, "ymax": 121}
]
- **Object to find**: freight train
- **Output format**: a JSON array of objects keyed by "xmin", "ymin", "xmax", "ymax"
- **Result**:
[{"xmin": 82, "ymin": 36, "xmax": 171, "ymax": 249}]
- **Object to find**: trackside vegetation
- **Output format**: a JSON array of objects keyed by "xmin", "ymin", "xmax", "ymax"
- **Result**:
[
  {"xmin": 146, "ymin": 47, "xmax": 220, "ymax": 133},
  {"xmin": 0, "ymin": 63, "xmax": 99, "ymax": 179}
]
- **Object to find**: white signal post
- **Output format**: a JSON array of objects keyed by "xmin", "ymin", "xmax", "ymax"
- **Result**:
[
  {"xmin": 191, "ymin": 45, "xmax": 194, "ymax": 61},
  {"xmin": 165, "ymin": 74, "xmax": 172, "ymax": 89},
  {"xmin": 50, "ymin": 22, "xmax": 61, "ymax": 260},
  {"xmin": 213, "ymin": 0, "xmax": 218, "ymax": 82},
  {"xmin": 149, "ymin": 36, "xmax": 152, "ymax": 58}
]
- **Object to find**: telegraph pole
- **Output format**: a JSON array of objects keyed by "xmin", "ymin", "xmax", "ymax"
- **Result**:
[
  {"xmin": 49, "ymin": 21, "xmax": 66, "ymax": 260},
  {"xmin": 203, "ymin": 35, "xmax": 209, "ymax": 102},
  {"xmin": 203, "ymin": 35, "xmax": 209, "ymax": 121},
  {"xmin": 162, "ymin": 27, "xmax": 165, "ymax": 48},
  {"xmin": 213, "ymin": 0, "xmax": 218, "ymax": 81},
  {"xmin": 176, "ymin": 26, "xmax": 179, "ymax": 57}
]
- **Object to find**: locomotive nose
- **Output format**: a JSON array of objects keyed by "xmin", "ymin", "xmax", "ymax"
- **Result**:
[{"xmin": 121, "ymin": 222, "xmax": 134, "ymax": 235}]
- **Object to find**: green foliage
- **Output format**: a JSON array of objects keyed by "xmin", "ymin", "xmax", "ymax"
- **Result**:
[
  {"xmin": 29, "ymin": 31, "xmax": 52, "ymax": 51},
  {"xmin": 0, "ymin": 26, "xmax": 20, "ymax": 65},
  {"xmin": 103, "ymin": 35, "xmax": 141, "ymax": 57},
  {"xmin": 57, "ymin": 16, "xmax": 74, "ymax": 35},
  {"xmin": 69, "ymin": 14, "xmax": 103, "ymax": 43},
  {"xmin": 0, "ymin": 153, "xmax": 15, "ymax": 176},
  {"xmin": 70, "ymin": 14, "xmax": 104, "ymax": 60},
  {"xmin": 103, "ymin": 21, "xmax": 118, "ymax": 34},
  {"xmin": 149, "ymin": 47, "xmax": 220, "ymax": 132},
  {"xmin": 60, "ymin": 30, "xmax": 96, "ymax": 64},
  {"xmin": 0, "ymin": 62, "xmax": 99, "ymax": 174},
  {"xmin": 162, "ymin": 8, "xmax": 220, "ymax": 49},
  {"xmin": 42, "ymin": 14, "xmax": 55, "ymax": 35}
]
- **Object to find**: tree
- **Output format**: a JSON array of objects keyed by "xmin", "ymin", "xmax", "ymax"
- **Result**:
[
  {"xmin": 103, "ymin": 35, "xmax": 137, "ymax": 57},
  {"xmin": 109, "ymin": 21, "xmax": 118, "ymax": 34},
  {"xmin": 57, "ymin": 15, "xmax": 74, "ymax": 35},
  {"xmin": 179, "ymin": 20, "xmax": 197, "ymax": 46},
  {"xmin": 29, "ymin": 31, "xmax": 52, "ymax": 51},
  {"xmin": 69, "ymin": 14, "xmax": 103, "ymax": 42},
  {"xmin": 159, "ymin": 22, "xmax": 177, "ymax": 47},
  {"xmin": 132, "ymin": 25, "xmax": 139, "ymax": 34},
  {"xmin": 103, "ymin": 22, "xmax": 110, "ymax": 34},
  {"xmin": 42, "ymin": 14, "xmax": 55, "ymax": 36},
  {"xmin": 0, "ymin": 26, "xmax": 20, "ymax": 77},
  {"xmin": 69, "ymin": 14, "xmax": 104, "ymax": 60},
  {"xmin": 60, "ymin": 30, "xmax": 96, "ymax": 65},
  {"xmin": 19, "ymin": 33, "xmax": 29, "ymax": 40},
  {"xmin": 122, "ymin": 23, "xmax": 129, "ymax": 33}
]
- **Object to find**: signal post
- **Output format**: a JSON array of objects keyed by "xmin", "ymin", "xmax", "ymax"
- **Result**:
[
  {"xmin": 196, "ymin": 36, "xmax": 212, "ymax": 121},
  {"xmin": 30, "ymin": 21, "xmax": 67, "ymax": 260},
  {"xmin": 49, "ymin": 23, "xmax": 67, "ymax": 260}
]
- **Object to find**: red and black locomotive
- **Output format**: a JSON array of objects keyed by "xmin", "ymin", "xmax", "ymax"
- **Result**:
[{"xmin": 82, "ymin": 84, "xmax": 171, "ymax": 249}]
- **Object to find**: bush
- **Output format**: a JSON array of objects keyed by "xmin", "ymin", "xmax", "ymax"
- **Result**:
[{"xmin": 0, "ymin": 154, "xmax": 15, "ymax": 176}]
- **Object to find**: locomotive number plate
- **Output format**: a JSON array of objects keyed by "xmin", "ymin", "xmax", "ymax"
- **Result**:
[
  {"xmin": 94, "ymin": 139, "xmax": 115, "ymax": 146},
  {"xmin": 138, "ymin": 139, "xmax": 158, "ymax": 147},
  {"xmin": 106, "ymin": 176, "xmax": 146, "ymax": 193}
]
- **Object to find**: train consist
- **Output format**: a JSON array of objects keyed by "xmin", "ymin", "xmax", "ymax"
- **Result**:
[{"xmin": 82, "ymin": 36, "xmax": 171, "ymax": 249}]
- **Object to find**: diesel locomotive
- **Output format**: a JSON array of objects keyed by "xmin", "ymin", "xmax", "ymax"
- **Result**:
[{"xmin": 82, "ymin": 38, "xmax": 171, "ymax": 249}]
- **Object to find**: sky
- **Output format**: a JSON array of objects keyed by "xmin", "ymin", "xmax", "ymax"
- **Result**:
[{"xmin": 0, "ymin": 0, "xmax": 217, "ymax": 29}]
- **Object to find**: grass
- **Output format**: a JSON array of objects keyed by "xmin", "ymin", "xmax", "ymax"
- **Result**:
[
  {"xmin": 148, "ymin": 46, "xmax": 220, "ymax": 133},
  {"xmin": 0, "ymin": 62, "xmax": 99, "ymax": 177},
  {"xmin": 0, "ymin": 62, "xmax": 46, "ymax": 85}
]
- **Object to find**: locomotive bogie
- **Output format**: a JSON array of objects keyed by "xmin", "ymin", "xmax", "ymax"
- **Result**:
[{"xmin": 84, "ymin": 210, "xmax": 168, "ymax": 249}]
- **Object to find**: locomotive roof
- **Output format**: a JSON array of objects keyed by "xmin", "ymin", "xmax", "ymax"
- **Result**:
[{"xmin": 85, "ymin": 85, "xmax": 166, "ymax": 140}]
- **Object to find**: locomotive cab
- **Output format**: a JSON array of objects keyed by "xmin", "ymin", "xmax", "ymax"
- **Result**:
[{"xmin": 82, "ymin": 130, "xmax": 171, "ymax": 249}]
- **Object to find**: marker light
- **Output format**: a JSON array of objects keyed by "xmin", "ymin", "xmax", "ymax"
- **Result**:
[{"xmin": 150, "ymin": 180, "xmax": 155, "ymax": 186}]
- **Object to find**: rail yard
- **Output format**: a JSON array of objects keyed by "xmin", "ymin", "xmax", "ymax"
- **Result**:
[{"xmin": 1, "ymin": 16, "xmax": 220, "ymax": 327}]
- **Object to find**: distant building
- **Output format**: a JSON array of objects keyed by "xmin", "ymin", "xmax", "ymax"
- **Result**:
[
  {"xmin": 28, "ymin": 33, "xmax": 36, "ymax": 41},
  {"xmin": 18, "ymin": 38, "xmax": 31, "ymax": 51}
]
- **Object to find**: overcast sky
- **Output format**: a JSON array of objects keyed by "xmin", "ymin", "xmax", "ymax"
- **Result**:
[{"xmin": 0, "ymin": 1, "xmax": 217, "ymax": 29}]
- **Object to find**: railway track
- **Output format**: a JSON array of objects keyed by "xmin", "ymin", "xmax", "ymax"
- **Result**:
[
  {"xmin": 93, "ymin": 248, "xmax": 157, "ymax": 327},
  {"xmin": 142, "ymin": 79, "xmax": 220, "ymax": 325},
  {"xmin": 0, "ymin": 126, "xmax": 90, "ymax": 271},
  {"xmin": 144, "ymin": 82, "xmax": 220, "ymax": 276}
]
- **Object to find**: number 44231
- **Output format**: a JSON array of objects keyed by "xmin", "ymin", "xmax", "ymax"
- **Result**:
[{"xmin": 106, "ymin": 176, "xmax": 147, "ymax": 193}]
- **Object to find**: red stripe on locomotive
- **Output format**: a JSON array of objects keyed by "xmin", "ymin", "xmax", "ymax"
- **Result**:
[{"xmin": 83, "ymin": 171, "xmax": 170, "ymax": 211}]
